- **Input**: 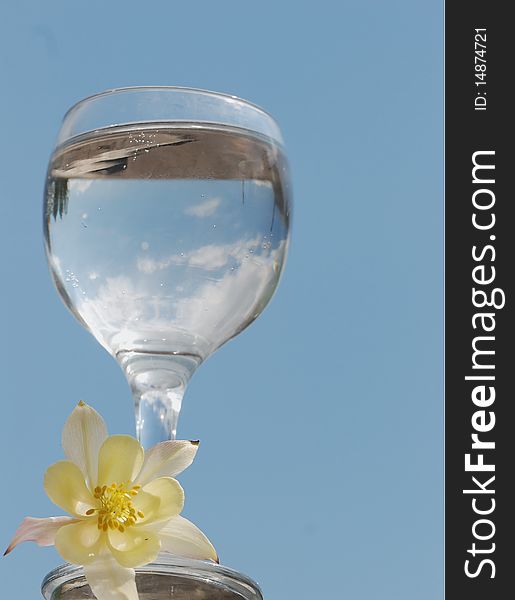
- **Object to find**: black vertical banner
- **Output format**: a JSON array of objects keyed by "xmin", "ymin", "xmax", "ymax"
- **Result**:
[{"xmin": 445, "ymin": 3, "xmax": 513, "ymax": 599}]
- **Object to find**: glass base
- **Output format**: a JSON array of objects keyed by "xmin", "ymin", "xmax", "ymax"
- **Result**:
[{"xmin": 42, "ymin": 555, "xmax": 263, "ymax": 600}]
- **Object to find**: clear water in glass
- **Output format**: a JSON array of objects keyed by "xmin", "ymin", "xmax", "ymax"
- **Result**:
[{"xmin": 45, "ymin": 122, "xmax": 291, "ymax": 443}]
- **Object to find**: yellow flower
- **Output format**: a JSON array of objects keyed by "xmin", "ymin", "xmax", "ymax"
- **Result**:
[{"xmin": 5, "ymin": 401, "xmax": 217, "ymax": 600}]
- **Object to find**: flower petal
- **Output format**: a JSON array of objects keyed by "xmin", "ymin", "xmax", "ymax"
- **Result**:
[
  {"xmin": 97, "ymin": 436, "xmax": 144, "ymax": 487},
  {"xmin": 54, "ymin": 520, "xmax": 104, "ymax": 565},
  {"xmin": 107, "ymin": 527, "xmax": 160, "ymax": 568},
  {"xmin": 133, "ymin": 477, "xmax": 184, "ymax": 525},
  {"xmin": 154, "ymin": 515, "xmax": 218, "ymax": 562},
  {"xmin": 4, "ymin": 516, "xmax": 78, "ymax": 555},
  {"xmin": 44, "ymin": 461, "xmax": 96, "ymax": 516},
  {"xmin": 62, "ymin": 401, "xmax": 108, "ymax": 489},
  {"xmin": 84, "ymin": 552, "xmax": 138, "ymax": 600},
  {"xmin": 136, "ymin": 440, "xmax": 199, "ymax": 486}
]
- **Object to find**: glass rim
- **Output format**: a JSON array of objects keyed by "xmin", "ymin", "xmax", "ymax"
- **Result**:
[
  {"xmin": 64, "ymin": 85, "xmax": 279, "ymax": 125},
  {"xmin": 42, "ymin": 556, "xmax": 263, "ymax": 600}
]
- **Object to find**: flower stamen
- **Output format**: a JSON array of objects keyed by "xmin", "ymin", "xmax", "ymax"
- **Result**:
[{"xmin": 90, "ymin": 482, "xmax": 144, "ymax": 531}]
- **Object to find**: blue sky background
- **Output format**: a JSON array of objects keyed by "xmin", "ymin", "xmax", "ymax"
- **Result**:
[{"xmin": 0, "ymin": 2, "xmax": 443, "ymax": 599}]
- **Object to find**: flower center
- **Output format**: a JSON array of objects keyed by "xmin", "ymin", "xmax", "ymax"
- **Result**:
[{"xmin": 86, "ymin": 483, "xmax": 145, "ymax": 532}]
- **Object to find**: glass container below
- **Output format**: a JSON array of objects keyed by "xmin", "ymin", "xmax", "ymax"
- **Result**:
[{"xmin": 42, "ymin": 555, "xmax": 263, "ymax": 600}]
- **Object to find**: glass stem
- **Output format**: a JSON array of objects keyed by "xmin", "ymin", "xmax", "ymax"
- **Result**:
[
  {"xmin": 118, "ymin": 351, "xmax": 201, "ymax": 447},
  {"xmin": 134, "ymin": 385, "xmax": 185, "ymax": 446}
]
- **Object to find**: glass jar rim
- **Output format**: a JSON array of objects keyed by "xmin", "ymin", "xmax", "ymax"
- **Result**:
[{"xmin": 42, "ymin": 556, "xmax": 263, "ymax": 600}]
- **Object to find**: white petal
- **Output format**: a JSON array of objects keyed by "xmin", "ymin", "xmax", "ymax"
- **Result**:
[
  {"xmin": 133, "ymin": 477, "xmax": 184, "ymax": 525},
  {"xmin": 4, "ymin": 516, "xmax": 77, "ymax": 555},
  {"xmin": 54, "ymin": 520, "xmax": 105, "ymax": 565},
  {"xmin": 62, "ymin": 401, "xmax": 108, "ymax": 489},
  {"xmin": 84, "ymin": 552, "xmax": 139, "ymax": 600},
  {"xmin": 97, "ymin": 436, "xmax": 144, "ymax": 487},
  {"xmin": 136, "ymin": 440, "xmax": 199, "ymax": 486},
  {"xmin": 107, "ymin": 528, "xmax": 160, "ymax": 568},
  {"xmin": 154, "ymin": 515, "xmax": 218, "ymax": 562},
  {"xmin": 44, "ymin": 461, "xmax": 96, "ymax": 516}
]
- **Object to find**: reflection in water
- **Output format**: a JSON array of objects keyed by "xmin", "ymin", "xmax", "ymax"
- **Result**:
[{"xmin": 75, "ymin": 239, "xmax": 286, "ymax": 359}]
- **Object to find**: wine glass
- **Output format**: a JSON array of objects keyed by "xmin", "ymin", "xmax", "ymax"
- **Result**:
[{"xmin": 44, "ymin": 87, "xmax": 291, "ymax": 447}]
